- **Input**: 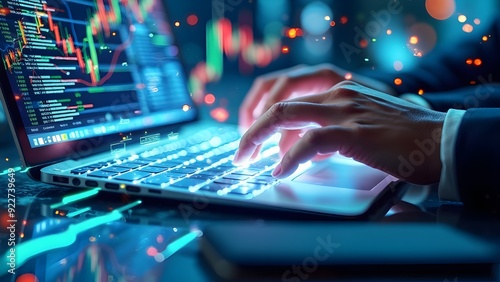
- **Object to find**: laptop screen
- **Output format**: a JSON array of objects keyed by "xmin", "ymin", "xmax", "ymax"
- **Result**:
[{"xmin": 0, "ymin": 0, "xmax": 197, "ymax": 165}]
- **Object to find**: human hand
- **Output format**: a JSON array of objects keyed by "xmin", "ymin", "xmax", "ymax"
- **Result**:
[
  {"xmin": 239, "ymin": 64, "xmax": 396, "ymax": 130},
  {"xmin": 234, "ymin": 81, "xmax": 446, "ymax": 185}
]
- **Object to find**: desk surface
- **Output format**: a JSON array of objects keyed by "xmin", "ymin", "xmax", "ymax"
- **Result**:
[{"xmin": 1, "ymin": 132, "xmax": 499, "ymax": 282}]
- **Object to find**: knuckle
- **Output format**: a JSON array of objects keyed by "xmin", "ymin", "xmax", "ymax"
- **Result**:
[
  {"xmin": 268, "ymin": 102, "xmax": 288, "ymax": 117},
  {"xmin": 302, "ymin": 130, "xmax": 322, "ymax": 145},
  {"xmin": 341, "ymin": 101, "xmax": 363, "ymax": 113}
]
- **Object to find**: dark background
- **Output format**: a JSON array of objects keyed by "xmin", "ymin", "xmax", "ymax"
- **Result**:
[{"xmin": 163, "ymin": 0, "xmax": 500, "ymax": 124}]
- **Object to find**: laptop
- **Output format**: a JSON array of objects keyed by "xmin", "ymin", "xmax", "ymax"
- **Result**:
[{"xmin": 0, "ymin": 0, "xmax": 398, "ymax": 218}]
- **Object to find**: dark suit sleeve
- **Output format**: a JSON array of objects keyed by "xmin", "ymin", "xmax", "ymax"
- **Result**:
[
  {"xmin": 365, "ymin": 17, "xmax": 500, "ymax": 108},
  {"xmin": 419, "ymin": 84, "xmax": 500, "ymax": 112},
  {"xmin": 455, "ymin": 108, "xmax": 500, "ymax": 211}
]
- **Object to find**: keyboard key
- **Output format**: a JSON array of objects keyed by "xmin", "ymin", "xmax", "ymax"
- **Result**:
[
  {"xmin": 247, "ymin": 177, "xmax": 276, "ymax": 185},
  {"xmin": 101, "ymin": 166, "xmax": 131, "ymax": 173},
  {"xmin": 249, "ymin": 157, "xmax": 279, "ymax": 169},
  {"xmin": 170, "ymin": 167, "xmax": 199, "ymax": 175},
  {"xmin": 199, "ymin": 183, "xmax": 227, "ymax": 192},
  {"xmin": 132, "ymin": 159, "xmax": 154, "ymax": 165},
  {"xmin": 150, "ymin": 162, "xmax": 180, "ymax": 169},
  {"xmin": 114, "ymin": 162, "xmax": 143, "ymax": 169},
  {"xmin": 142, "ymin": 174, "xmax": 175, "ymax": 186},
  {"xmin": 139, "ymin": 166, "xmax": 169, "ymax": 173},
  {"xmin": 204, "ymin": 166, "xmax": 234, "ymax": 174},
  {"xmin": 87, "ymin": 171, "xmax": 118, "ymax": 178},
  {"xmin": 231, "ymin": 169, "xmax": 260, "ymax": 176},
  {"xmin": 88, "ymin": 162, "xmax": 108, "ymax": 169},
  {"xmin": 229, "ymin": 185, "xmax": 262, "ymax": 195},
  {"xmin": 114, "ymin": 171, "xmax": 152, "ymax": 182},
  {"xmin": 70, "ymin": 167, "xmax": 92, "ymax": 174},
  {"xmin": 214, "ymin": 178, "xmax": 241, "ymax": 185},
  {"xmin": 186, "ymin": 173, "xmax": 212, "ymax": 180},
  {"xmin": 170, "ymin": 178, "xmax": 207, "ymax": 188},
  {"xmin": 223, "ymin": 174, "xmax": 250, "ymax": 181}
]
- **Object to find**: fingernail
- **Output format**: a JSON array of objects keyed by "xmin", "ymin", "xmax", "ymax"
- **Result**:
[{"xmin": 272, "ymin": 163, "xmax": 282, "ymax": 178}]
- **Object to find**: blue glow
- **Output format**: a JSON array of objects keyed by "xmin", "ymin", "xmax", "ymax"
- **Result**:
[
  {"xmin": 301, "ymin": 1, "xmax": 332, "ymax": 36},
  {"xmin": 0, "ymin": 211, "xmax": 123, "ymax": 273}
]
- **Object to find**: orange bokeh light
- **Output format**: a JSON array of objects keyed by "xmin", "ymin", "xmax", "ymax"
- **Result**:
[
  {"xmin": 474, "ymin": 58, "xmax": 482, "ymax": 66},
  {"xmin": 409, "ymin": 36, "xmax": 419, "ymax": 45},
  {"xmin": 204, "ymin": 93, "xmax": 216, "ymax": 105},
  {"xmin": 359, "ymin": 39, "xmax": 368, "ymax": 48},
  {"xmin": 394, "ymin": 78, "xmax": 403, "ymax": 86},
  {"xmin": 16, "ymin": 273, "xmax": 39, "ymax": 282},
  {"xmin": 462, "ymin": 24, "xmax": 474, "ymax": 33},
  {"xmin": 466, "ymin": 58, "xmax": 473, "ymax": 65},
  {"xmin": 425, "ymin": 0, "xmax": 455, "ymax": 20},
  {"xmin": 282, "ymin": 46, "xmax": 290, "ymax": 54},
  {"xmin": 210, "ymin": 107, "xmax": 229, "ymax": 122}
]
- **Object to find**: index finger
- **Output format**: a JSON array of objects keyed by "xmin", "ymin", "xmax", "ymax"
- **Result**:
[
  {"xmin": 234, "ymin": 99, "xmax": 327, "ymax": 165},
  {"xmin": 239, "ymin": 65, "xmax": 309, "ymax": 130}
]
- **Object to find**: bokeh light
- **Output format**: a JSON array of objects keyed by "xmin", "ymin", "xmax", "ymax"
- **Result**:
[
  {"xmin": 204, "ymin": 93, "xmax": 216, "ymax": 105},
  {"xmin": 16, "ymin": 273, "xmax": 39, "ymax": 282},
  {"xmin": 394, "ymin": 78, "xmax": 403, "ymax": 86},
  {"xmin": 409, "ymin": 36, "xmax": 419, "ymax": 45},
  {"xmin": 407, "ymin": 23, "xmax": 437, "ymax": 55},
  {"xmin": 474, "ymin": 58, "xmax": 482, "ymax": 66},
  {"xmin": 147, "ymin": 246, "xmax": 159, "ymax": 256},
  {"xmin": 425, "ymin": 0, "xmax": 456, "ymax": 20},
  {"xmin": 457, "ymin": 15, "xmax": 467, "ymax": 23},
  {"xmin": 187, "ymin": 15, "xmax": 199, "ymax": 26},
  {"xmin": 300, "ymin": 1, "xmax": 332, "ymax": 36},
  {"xmin": 210, "ymin": 107, "xmax": 229, "ymax": 122},
  {"xmin": 474, "ymin": 18, "xmax": 481, "ymax": 25},
  {"xmin": 394, "ymin": 60, "xmax": 404, "ymax": 71},
  {"xmin": 462, "ymin": 23, "xmax": 474, "ymax": 33}
]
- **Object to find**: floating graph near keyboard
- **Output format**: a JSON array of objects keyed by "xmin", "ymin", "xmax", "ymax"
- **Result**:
[{"xmin": 1, "ymin": 0, "xmax": 155, "ymax": 86}]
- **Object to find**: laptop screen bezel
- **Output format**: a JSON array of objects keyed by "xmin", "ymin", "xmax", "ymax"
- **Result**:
[{"xmin": 0, "ymin": 0, "xmax": 200, "ymax": 168}]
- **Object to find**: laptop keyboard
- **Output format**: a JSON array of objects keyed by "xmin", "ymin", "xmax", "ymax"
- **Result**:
[{"xmin": 69, "ymin": 128, "xmax": 280, "ymax": 197}]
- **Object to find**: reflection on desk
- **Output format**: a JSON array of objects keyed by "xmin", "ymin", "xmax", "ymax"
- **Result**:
[{"xmin": 1, "ymin": 142, "xmax": 500, "ymax": 282}]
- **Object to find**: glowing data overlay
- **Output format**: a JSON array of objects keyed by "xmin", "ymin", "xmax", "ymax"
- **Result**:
[{"xmin": 0, "ymin": 0, "xmax": 195, "ymax": 148}]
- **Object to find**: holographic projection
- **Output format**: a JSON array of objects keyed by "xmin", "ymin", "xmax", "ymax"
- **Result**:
[{"xmin": 0, "ymin": 0, "xmax": 192, "ymax": 147}]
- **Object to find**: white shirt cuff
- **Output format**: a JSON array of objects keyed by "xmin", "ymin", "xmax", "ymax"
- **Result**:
[
  {"xmin": 438, "ymin": 109, "xmax": 466, "ymax": 202},
  {"xmin": 399, "ymin": 93, "xmax": 433, "ymax": 109}
]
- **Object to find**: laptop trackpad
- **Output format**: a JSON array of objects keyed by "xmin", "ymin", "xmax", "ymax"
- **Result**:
[{"xmin": 291, "ymin": 158, "xmax": 387, "ymax": 191}]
